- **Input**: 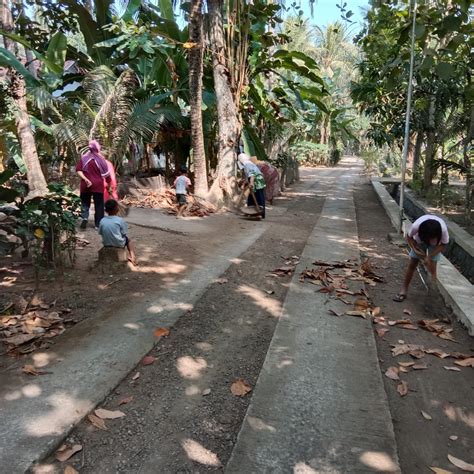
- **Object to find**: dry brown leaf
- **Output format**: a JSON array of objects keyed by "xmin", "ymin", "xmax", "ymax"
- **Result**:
[
  {"xmin": 372, "ymin": 306, "xmax": 381, "ymax": 317},
  {"xmin": 430, "ymin": 468, "xmax": 453, "ymax": 474},
  {"xmin": 132, "ymin": 371, "xmax": 140, "ymax": 381},
  {"xmin": 447, "ymin": 454, "xmax": 474, "ymax": 472},
  {"xmin": 454, "ymin": 357, "xmax": 474, "ymax": 367},
  {"xmin": 216, "ymin": 277, "xmax": 228, "ymax": 284},
  {"xmin": 88, "ymin": 414, "xmax": 107, "ymax": 430},
  {"xmin": 449, "ymin": 435, "xmax": 458, "ymax": 441},
  {"xmin": 376, "ymin": 328, "xmax": 389, "ymax": 338},
  {"xmin": 202, "ymin": 388, "xmax": 211, "ymax": 396},
  {"xmin": 373, "ymin": 316, "xmax": 387, "ymax": 325},
  {"xmin": 21, "ymin": 364, "xmax": 47, "ymax": 376},
  {"xmin": 118, "ymin": 396, "xmax": 133, "ymax": 406},
  {"xmin": 444, "ymin": 366, "xmax": 461, "ymax": 372},
  {"xmin": 403, "ymin": 308, "xmax": 412, "ymax": 316},
  {"xmin": 397, "ymin": 380, "xmax": 408, "ymax": 396},
  {"xmin": 421, "ymin": 410, "xmax": 432, "ymax": 420},
  {"xmin": 354, "ymin": 298, "xmax": 369, "ymax": 310},
  {"xmin": 64, "ymin": 466, "xmax": 79, "ymax": 474},
  {"xmin": 385, "ymin": 366, "xmax": 400, "ymax": 381},
  {"xmin": 95, "ymin": 408, "xmax": 125, "ymax": 420},
  {"xmin": 55, "ymin": 444, "xmax": 83, "ymax": 462},
  {"xmin": 426, "ymin": 349, "xmax": 450, "ymax": 359},
  {"xmin": 399, "ymin": 323, "xmax": 418, "ymax": 330},
  {"xmin": 154, "ymin": 327, "xmax": 170, "ymax": 338},
  {"xmin": 344, "ymin": 310, "xmax": 367, "ymax": 319},
  {"xmin": 388, "ymin": 319, "xmax": 411, "ymax": 326},
  {"xmin": 230, "ymin": 378, "xmax": 252, "ymax": 397},
  {"xmin": 438, "ymin": 332, "xmax": 456, "ymax": 342},
  {"xmin": 410, "ymin": 350, "xmax": 426, "ymax": 359},
  {"xmin": 142, "ymin": 355, "xmax": 156, "ymax": 366},
  {"xmin": 413, "ymin": 362, "xmax": 428, "ymax": 370},
  {"xmin": 391, "ymin": 343, "xmax": 424, "ymax": 357},
  {"xmin": 399, "ymin": 361, "xmax": 415, "ymax": 368}
]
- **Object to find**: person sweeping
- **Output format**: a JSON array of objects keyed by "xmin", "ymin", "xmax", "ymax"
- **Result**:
[
  {"xmin": 238, "ymin": 153, "xmax": 266, "ymax": 219},
  {"xmin": 393, "ymin": 214, "xmax": 449, "ymax": 302}
]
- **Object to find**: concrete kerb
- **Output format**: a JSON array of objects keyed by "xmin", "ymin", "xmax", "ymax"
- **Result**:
[{"xmin": 370, "ymin": 178, "xmax": 474, "ymax": 336}]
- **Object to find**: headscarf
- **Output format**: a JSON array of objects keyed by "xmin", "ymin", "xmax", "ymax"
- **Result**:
[
  {"xmin": 80, "ymin": 140, "xmax": 110, "ymax": 178},
  {"xmin": 238, "ymin": 152, "xmax": 262, "ymax": 178}
]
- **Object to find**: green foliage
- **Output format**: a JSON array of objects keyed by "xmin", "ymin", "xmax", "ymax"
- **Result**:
[
  {"xmin": 291, "ymin": 142, "xmax": 329, "ymax": 166},
  {"xmin": 16, "ymin": 184, "xmax": 81, "ymax": 269}
]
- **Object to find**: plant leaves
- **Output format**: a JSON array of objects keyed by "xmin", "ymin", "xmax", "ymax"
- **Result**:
[
  {"xmin": 154, "ymin": 327, "xmax": 170, "ymax": 338},
  {"xmin": 64, "ymin": 466, "xmax": 79, "ymax": 474},
  {"xmin": 142, "ymin": 355, "xmax": 156, "ymax": 366},
  {"xmin": 403, "ymin": 309, "xmax": 412, "ymax": 315},
  {"xmin": 21, "ymin": 364, "xmax": 48, "ymax": 376},
  {"xmin": 397, "ymin": 380, "xmax": 408, "ymax": 396},
  {"xmin": 413, "ymin": 362, "xmax": 428, "ymax": 370},
  {"xmin": 444, "ymin": 366, "xmax": 461, "ymax": 372},
  {"xmin": 430, "ymin": 468, "xmax": 453, "ymax": 474},
  {"xmin": 385, "ymin": 366, "xmax": 400, "ymax": 381},
  {"xmin": 95, "ymin": 408, "xmax": 126, "ymax": 420},
  {"xmin": 87, "ymin": 414, "xmax": 107, "ymax": 430},
  {"xmin": 230, "ymin": 378, "xmax": 252, "ymax": 397},
  {"xmin": 447, "ymin": 454, "xmax": 474, "ymax": 472},
  {"xmin": 376, "ymin": 328, "xmax": 389, "ymax": 338},
  {"xmin": 426, "ymin": 349, "xmax": 450, "ymax": 359},
  {"xmin": 55, "ymin": 444, "xmax": 83, "ymax": 462},
  {"xmin": 132, "ymin": 371, "xmax": 140, "ymax": 381}
]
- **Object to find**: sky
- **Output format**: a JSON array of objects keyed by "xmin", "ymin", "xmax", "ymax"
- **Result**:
[{"xmin": 296, "ymin": 0, "xmax": 370, "ymax": 36}]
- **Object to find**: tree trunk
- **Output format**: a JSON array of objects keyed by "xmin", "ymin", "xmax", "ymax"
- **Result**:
[
  {"xmin": 188, "ymin": 0, "xmax": 208, "ymax": 197},
  {"xmin": 423, "ymin": 99, "xmax": 436, "ymax": 191},
  {"xmin": 463, "ymin": 105, "xmax": 474, "ymax": 224},
  {"xmin": 207, "ymin": 0, "xmax": 241, "ymax": 204},
  {"xmin": 413, "ymin": 131, "xmax": 423, "ymax": 176},
  {"xmin": 407, "ymin": 134, "xmax": 415, "ymax": 170},
  {"xmin": 0, "ymin": 0, "xmax": 48, "ymax": 199}
]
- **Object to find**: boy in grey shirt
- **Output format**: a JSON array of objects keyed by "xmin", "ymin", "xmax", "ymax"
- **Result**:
[{"xmin": 99, "ymin": 200, "xmax": 136, "ymax": 265}]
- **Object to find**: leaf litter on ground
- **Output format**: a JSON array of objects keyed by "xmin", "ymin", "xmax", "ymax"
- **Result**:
[
  {"xmin": 230, "ymin": 378, "xmax": 252, "ymax": 397},
  {"xmin": 154, "ymin": 327, "xmax": 170, "ymax": 338},
  {"xmin": 118, "ymin": 396, "xmax": 133, "ymax": 406},
  {"xmin": 397, "ymin": 380, "xmax": 408, "ymax": 396},
  {"xmin": 87, "ymin": 414, "xmax": 107, "ymax": 431},
  {"xmin": 95, "ymin": 408, "xmax": 125, "ymax": 419},
  {"xmin": 447, "ymin": 454, "xmax": 474, "ymax": 472},
  {"xmin": 55, "ymin": 444, "xmax": 83, "ymax": 462}
]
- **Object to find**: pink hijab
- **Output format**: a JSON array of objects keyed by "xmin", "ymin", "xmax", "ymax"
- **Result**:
[{"xmin": 80, "ymin": 140, "xmax": 110, "ymax": 178}]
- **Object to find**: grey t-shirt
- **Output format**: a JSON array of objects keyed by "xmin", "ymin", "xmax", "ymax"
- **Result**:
[{"xmin": 99, "ymin": 215, "xmax": 127, "ymax": 247}]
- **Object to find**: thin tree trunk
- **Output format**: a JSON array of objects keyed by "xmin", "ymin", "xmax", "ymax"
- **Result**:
[
  {"xmin": 207, "ymin": 0, "xmax": 241, "ymax": 204},
  {"xmin": 0, "ymin": 0, "xmax": 48, "ymax": 198},
  {"xmin": 188, "ymin": 0, "xmax": 208, "ymax": 197},
  {"xmin": 464, "ymin": 105, "xmax": 473, "ymax": 224},
  {"xmin": 423, "ymin": 99, "xmax": 436, "ymax": 191},
  {"xmin": 413, "ymin": 131, "xmax": 423, "ymax": 176}
]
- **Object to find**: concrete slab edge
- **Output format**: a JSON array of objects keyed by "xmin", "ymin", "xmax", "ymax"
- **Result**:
[{"xmin": 370, "ymin": 178, "xmax": 474, "ymax": 336}]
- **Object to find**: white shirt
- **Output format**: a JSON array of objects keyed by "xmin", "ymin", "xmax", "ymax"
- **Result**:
[
  {"xmin": 409, "ymin": 215, "xmax": 449, "ymax": 245},
  {"xmin": 174, "ymin": 175, "xmax": 192, "ymax": 195}
]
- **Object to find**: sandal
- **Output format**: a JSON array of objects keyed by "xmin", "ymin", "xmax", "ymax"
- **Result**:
[{"xmin": 393, "ymin": 293, "xmax": 407, "ymax": 302}]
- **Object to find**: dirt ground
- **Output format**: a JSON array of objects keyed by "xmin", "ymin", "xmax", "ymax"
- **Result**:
[
  {"xmin": 30, "ymin": 170, "xmax": 325, "ymax": 473},
  {"xmin": 2, "ymin": 166, "xmax": 473, "ymax": 473},
  {"xmin": 353, "ymin": 179, "xmax": 474, "ymax": 474}
]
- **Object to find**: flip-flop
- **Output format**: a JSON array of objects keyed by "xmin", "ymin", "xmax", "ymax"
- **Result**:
[{"xmin": 393, "ymin": 293, "xmax": 407, "ymax": 302}]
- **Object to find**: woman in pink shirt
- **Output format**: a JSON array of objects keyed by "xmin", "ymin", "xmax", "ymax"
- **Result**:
[
  {"xmin": 394, "ymin": 215, "xmax": 449, "ymax": 302},
  {"xmin": 76, "ymin": 140, "xmax": 111, "ymax": 229}
]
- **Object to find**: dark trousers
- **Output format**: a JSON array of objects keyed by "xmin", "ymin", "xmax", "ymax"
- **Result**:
[
  {"xmin": 80, "ymin": 192, "xmax": 104, "ymax": 227},
  {"xmin": 247, "ymin": 188, "xmax": 265, "ymax": 217}
]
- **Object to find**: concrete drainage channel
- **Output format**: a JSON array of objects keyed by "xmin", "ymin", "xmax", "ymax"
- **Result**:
[{"xmin": 371, "ymin": 178, "xmax": 474, "ymax": 336}]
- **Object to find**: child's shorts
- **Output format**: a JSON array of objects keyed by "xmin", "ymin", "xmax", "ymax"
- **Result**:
[
  {"xmin": 409, "ymin": 243, "xmax": 441, "ymax": 262},
  {"xmin": 176, "ymin": 194, "xmax": 187, "ymax": 205}
]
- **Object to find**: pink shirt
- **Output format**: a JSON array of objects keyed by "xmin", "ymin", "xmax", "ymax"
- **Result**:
[{"xmin": 409, "ymin": 215, "xmax": 449, "ymax": 245}]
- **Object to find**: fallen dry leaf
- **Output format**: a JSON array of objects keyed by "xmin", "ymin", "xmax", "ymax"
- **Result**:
[
  {"xmin": 118, "ymin": 396, "xmax": 133, "ymax": 406},
  {"xmin": 426, "ymin": 349, "xmax": 450, "ymax": 359},
  {"xmin": 449, "ymin": 435, "xmax": 458, "ymax": 441},
  {"xmin": 430, "ymin": 468, "xmax": 453, "ymax": 474},
  {"xmin": 388, "ymin": 319, "xmax": 411, "ymax": 327},
  {"xmin": 421, "ymin": 410, "xmax": 432, "ymax": 420},
  {"xmin": 95, "ymin": 408, "xmax": 125, "ymax": 420},
  {"xmin": 142, "ymin": 355, "xmax": 156, "ymax": 366},
  {"xmin": 216, "ymin": 277, "xmax": 228, "ymax": 284},
  {"xmin": 385, "ymin": 366, "xmax": 400, "ymax": 381},
  {"xmin": 399, "ymin": 361, "xmax": 415, "ymax": 368},
  {"xmin": 403, "ymin": 309, "xmax": 412, "ymax": 316},
  {"xmin": 154, "ymin": 327, "xmax": 170, "ymax": 338},
  {"xmin": 373, "ymin": 316, "xmax": 386, "ymax": 325},
  {"xmin": 372, "ymin": 306, "xmax": 381, "ymax": 317},
  {"xmin": 354, "ymin": 298, "xmax": 370, "ymax": 311},
  {"xmin": 410, "ymin": 350, "xmax": 426, "ymax": 359},
  {"xmin": 397, "ymin": 380, "xmax": 408, "ymax": 396},
  {"xmin": 132, "ymin": 371, "xmax": 140, "ymax": 381},
  {"xmin": 266, "ymin": 290, "xmax": 274, "ymax": 295},
  {"xmin": 376, "ymin": 328, "xmax": 389, "ymax": 338},
  {"xmin": 88, "ymin": 414, "xmax": 107, "ymax": 430},
  {"xmin": 447, "ymin": 454, "xmax": 474, "ymax": 472},
  {"xmin": 454, "ymin": 357, "xmax": 474, "ymax": 367},
  {"xmin": 202, "ymin": 388, "xmax": 211, "ymax": 396},
  {"xmin": 444, "ymin": 366, "xmax": 461, "ymax": 372},
  {"xmin": 413, "ymin": 362, "xmax": 428, "ymax": 370},
  {"xmin": 64, "ymin": 466, "xmax": 79, "ymax": 474},
  {"xmin": 55, "ymin": 444, "xmax": 83, "ymax": 462},
  {"xmin": 230, "ymin": 378, "xmax": 252, "ymax": 397},
  {"xmin": 344, "ymin": 310, "xmax": 367, "ymax": 319},
  {"xmin": 399, "ymin": 323, "xmax": 418, "ymax": 330},
  {"xmin": 391, "ymin": 343, "xmax": 424, "ymax": 357},
  {"xmin": 21, "ymin": 364, "xmax": 48, "ymax": 376}
]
